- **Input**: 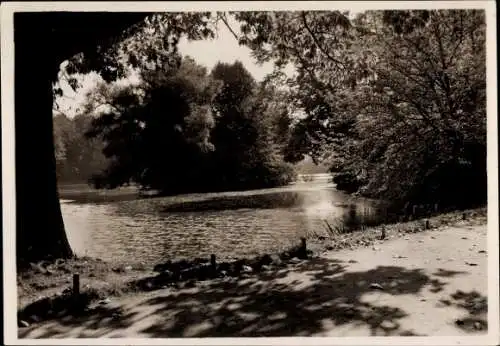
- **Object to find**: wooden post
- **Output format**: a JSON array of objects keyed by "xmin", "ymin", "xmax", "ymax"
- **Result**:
[
  {"xmin": 72, "ymin": 273, "xmax": 80, "ymax": 306},
  {"xmin": 462, "ymin": 213, "xmax": 467, "ymax": 220},
  {"xmin": 425, "ymin": 219, "xmax": 430, "ymax": 229},
  {"xmin": 210, "ymin": 254, "xmax": 216, "ymax": 273},
  {"xmin": 300, "ymin": 237, "xmax": 307, "ymax": 258}
]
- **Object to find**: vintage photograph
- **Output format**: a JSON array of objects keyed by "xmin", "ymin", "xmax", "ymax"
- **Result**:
[{"xmin": 2, "ymin": 1, "xmax": 498, "ymax": 343}]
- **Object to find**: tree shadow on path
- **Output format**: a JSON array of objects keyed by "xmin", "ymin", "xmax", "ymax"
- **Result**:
[
  {"xmin": 20, "ymin": 257, "xmax": 477, "ymax": 338},
  {"xmin": 439, "ymin": 289, "xmax": 488, "ymax": 333}
]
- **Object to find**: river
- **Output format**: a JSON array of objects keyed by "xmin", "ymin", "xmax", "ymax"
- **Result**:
[{"xmin": 59, "ymin": 174, "xmax": 384, "ymax": 266}]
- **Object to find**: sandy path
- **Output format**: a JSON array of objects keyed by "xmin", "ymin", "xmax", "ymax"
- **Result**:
[{"xmin": 19, "ymin": 223, "xmax": 488, "ymax": 338}]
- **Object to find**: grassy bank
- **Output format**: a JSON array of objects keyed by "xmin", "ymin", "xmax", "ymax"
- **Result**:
[
  {"xmin": 314, "ymin": 207, "xmax": 487, "ymax": 252},
  {"xmin": 17, "ymin": 207, "xmax": 487, "ymax": 326}
]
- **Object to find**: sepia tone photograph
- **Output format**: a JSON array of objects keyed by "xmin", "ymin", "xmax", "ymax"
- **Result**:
[{"xmin": 2, "ymin": 1, "xmax": 498, "ymax": 344}]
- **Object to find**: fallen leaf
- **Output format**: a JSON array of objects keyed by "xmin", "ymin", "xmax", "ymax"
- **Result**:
[{"xmin": 465, "ymin": 261, "xmax": 478, "ymax": 266}]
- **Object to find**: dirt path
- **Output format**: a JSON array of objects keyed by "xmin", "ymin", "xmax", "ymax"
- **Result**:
[{"xmin": 19, "ymin": 223, "xmax": 488, "ymax": 338}]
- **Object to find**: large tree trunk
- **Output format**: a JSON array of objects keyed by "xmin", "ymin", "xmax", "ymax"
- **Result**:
[{"xmin": 15, "ymin": 17, "xmax": 73, "ymax": 268}]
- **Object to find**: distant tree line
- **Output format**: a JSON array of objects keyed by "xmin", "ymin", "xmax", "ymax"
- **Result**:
[{"xmin": 53, "ymin": 112, "xmax": 107, "ymax": 184}]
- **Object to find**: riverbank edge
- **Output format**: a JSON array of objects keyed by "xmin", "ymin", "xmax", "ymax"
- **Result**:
[{"xmin": 16, "ymin": 207, "xmax": 487, "ymax": 327}]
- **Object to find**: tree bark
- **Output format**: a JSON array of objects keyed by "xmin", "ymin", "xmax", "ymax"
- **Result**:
[
  {"xmin": 14, "ymin": 12, "xmax": 147, "ymax": 269},
  {"xmin": 15, "ymin": 17, "xmax": 73, "ymax": 268}
]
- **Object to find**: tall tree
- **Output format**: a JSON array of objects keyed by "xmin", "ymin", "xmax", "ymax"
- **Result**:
[
  {"xmin": 209, "ymin": 61, "xmax": 295, "ymax": 190},
  {"xmin": 84, "ymin": 56, "xmax": 218, "ymax": 193}
]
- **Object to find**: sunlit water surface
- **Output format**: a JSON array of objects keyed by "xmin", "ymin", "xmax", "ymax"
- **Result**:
[{"xmin": 60, "ymin": 174, "xmax": 383, "ymax": 266}]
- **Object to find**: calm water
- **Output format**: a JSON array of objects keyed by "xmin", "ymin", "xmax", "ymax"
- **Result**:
[{"xmin": 59, "ymin": 174, "xmax": 383, "ymax": 266}]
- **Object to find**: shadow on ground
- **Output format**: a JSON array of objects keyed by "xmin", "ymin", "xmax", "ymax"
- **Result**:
[
  {"xmin": 19, "ymin": 257, "xmax": 486, "ymax": 338},
  {"xmin": 438, "ymin": 289, "xmax": 488, "ymax": 332}
]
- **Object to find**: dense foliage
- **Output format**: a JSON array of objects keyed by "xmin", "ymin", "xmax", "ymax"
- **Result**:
[
  {"xmin": 73, "ymin": 57, "xmax": 295, "ymax": 194},
  {"xmin": 234, "ymin": 10, "xmax": 487, "ymax": 210}
]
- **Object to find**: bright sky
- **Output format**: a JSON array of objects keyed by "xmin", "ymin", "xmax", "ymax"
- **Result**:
[
  {"xmin": 178, "ymin": 16, "xmax": 276, "ymax": 82},
  {"xmin": 54, "ymin": 16, "xmax": 282, "ymax": 118}
]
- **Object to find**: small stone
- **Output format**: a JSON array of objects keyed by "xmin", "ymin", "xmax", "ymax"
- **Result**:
[
  {"xmin": 372, "ymin": 247, "xmax": 380, "ymax": 251},
  {"xmin": 326, "ymin": 245, "xmax": 334, "ymax": 251},
  {"xmin": 124, "ymin": 265, "xmax": 133, "ymax": 271},
  {"xmin": 461, "ymin": 237, "xmax": 468, "ymax": 240},
  {"xmin": 18, "ymin": 320, "xmax": 30, "ymax": 328},
  {"xmin": 369, "ymin": 283, "xmax": 384, "ymax": 290},
  {"xmin": 474, "ymin": 321, "xmax": 483, "ymax": 330},
  {"xmin": 99, "ymin": 298, "xmax": 111, "ymax": 305},
  {"xmin": 465, "ymin": 261, "xmax": 478, "ymax": 266},
  {"xmin": 348, "ymin": 259, "xmax": 358, "ymax": 263},
  {"xmin": 455, "ymin": 319, "xmax": 465, "ymax": 326},
  {"xmin": 478, "ymin": 250, "xmax": 486, "ymax": 254},
  {"xmin": 271, "ymin": 255, "xmax": 282, "ymax": 266},
  {"xmin": 161, "ymin": 270, "xmax": 173, "ymax": 278},
  {"xmin": 242, "ymin": 265, "xmax": 253, "ymax": 273}
]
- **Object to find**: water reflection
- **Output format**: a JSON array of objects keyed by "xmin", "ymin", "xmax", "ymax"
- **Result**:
[{"xmin": 60, "ymin": 174, "xmax": 386, "ymax": 266}]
